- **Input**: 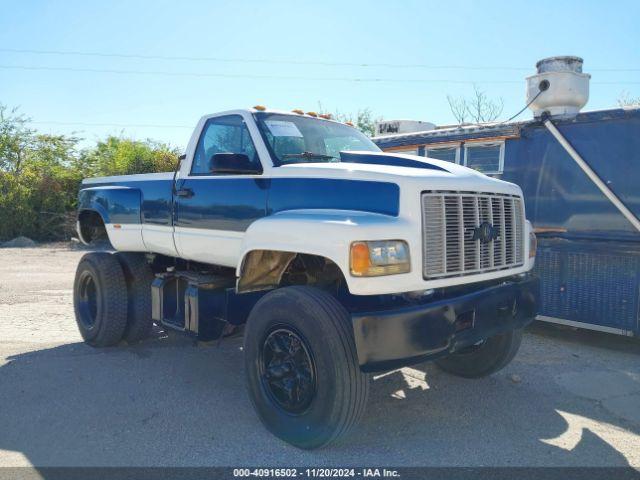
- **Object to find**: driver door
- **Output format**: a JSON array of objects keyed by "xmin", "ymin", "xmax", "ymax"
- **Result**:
[{"xmin": 174, "ymin": 114, "xmax": 268, "ymax": 267}]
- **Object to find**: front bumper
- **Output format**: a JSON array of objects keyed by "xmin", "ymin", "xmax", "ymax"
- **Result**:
[{"xmin": 351, "ymin": 274, "xmax": 539, "ymax": 372}]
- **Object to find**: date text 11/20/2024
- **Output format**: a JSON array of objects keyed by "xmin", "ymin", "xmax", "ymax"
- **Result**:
[{"xmin": 233, "ymin": 468, "xmax": 400, "ymax": 477}]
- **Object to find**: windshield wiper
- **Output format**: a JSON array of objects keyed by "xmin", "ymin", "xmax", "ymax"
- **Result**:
[{"xmin": 281, "ymin": 151, "xmax": 336, "ymax": 161}]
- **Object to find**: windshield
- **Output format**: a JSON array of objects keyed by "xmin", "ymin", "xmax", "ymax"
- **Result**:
[{"xmin": 254, "ymin": 112, "xmax": 381, "ymax": 165}]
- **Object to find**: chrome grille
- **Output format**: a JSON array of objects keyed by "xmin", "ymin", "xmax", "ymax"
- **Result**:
[{"xmin": 422, "ymin": 192, "xmax": 525, "ymax": 279}]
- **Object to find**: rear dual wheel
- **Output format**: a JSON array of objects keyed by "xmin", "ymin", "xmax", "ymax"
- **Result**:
[
  {"xmin": 73, "ymin": 252, "xmax": 128, "ymax": 347},
  {"xmin": 73, "ymin": 252, "xmax": 154, "ymax": 347},
  {"xmin": 115, "ymin": 252, "xmax": 155, "ymax": 343}
]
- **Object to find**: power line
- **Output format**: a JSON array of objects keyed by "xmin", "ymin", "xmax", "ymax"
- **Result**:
[
  {"xmin": 1, "ymin": 64, "xmax": 639, "ymax": 85},
  {"xmin": 2, "ymin": 47, "xmax": 639, "ymax": 72},
  {"xmin": 30, "ymin": 120, "xmax": 192, "ymax": 129},
  {"xmin": 0, "ymin": 64, "xmax": 522, "ymax": 83},
  {"xmin": 0, "ymin": 48, "xmax": 530, "ymax": 70}
]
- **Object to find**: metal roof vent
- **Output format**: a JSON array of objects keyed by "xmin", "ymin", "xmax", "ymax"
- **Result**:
[
  {"xmin": 374, "ymin": 120, "xmax": 436, "ymax": 137},
  {"xmin": 526, "ymin": 56, "xmax": 590, "ymax": 118}
]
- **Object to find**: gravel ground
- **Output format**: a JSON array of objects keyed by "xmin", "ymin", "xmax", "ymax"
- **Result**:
[{"xmin": 0, "ymin": 244, "xmax": 639, "ymax": 469}]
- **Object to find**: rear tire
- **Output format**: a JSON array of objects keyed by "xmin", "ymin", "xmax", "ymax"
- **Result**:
[
  {"xmin": 435, "ymin": 328, "xmax": 523, "ymax": 378},
  {"xmin": 73, "ymin": 252, "xmax": 128, "ymax": 347},
  {"xmin": 243, "ymin": 286, "xmax": 369, "ymax": 449},
  {"xmin": 115, "ymin": 252, "xmax": 155, "ymax": 343}
]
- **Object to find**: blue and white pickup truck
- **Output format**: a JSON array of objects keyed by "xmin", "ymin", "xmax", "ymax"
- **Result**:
[{"xmin": 74, "ymin": 107, "xmax": 539, "ymax": 449}]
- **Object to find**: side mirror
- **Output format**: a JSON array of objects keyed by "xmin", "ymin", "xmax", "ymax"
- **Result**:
[{"xmin": 209, "ymin": 153, "xmax": 262, "ymax": 175}]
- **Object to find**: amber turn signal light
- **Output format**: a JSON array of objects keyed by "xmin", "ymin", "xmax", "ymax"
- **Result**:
[
  {"xmin": 529, "ymin": 231, "xmax": 537, "ymax": 258},
  {"xmin": 350, "ymin": 242, "xmax": 372, "ymax": 276}
]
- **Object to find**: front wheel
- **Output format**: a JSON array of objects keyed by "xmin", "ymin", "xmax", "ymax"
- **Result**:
[
  {"xmin": 243, "ymin": 286, "xmax": 369, "ymax": 449},
  {"xmin": 435, "ymin": 328, "xmax": 523, "ymax": 378}
]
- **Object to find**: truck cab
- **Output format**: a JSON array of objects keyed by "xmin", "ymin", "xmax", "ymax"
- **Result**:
[{"xmin": 74, "ymin": 107, "xmax": 539, "ymax": 449}]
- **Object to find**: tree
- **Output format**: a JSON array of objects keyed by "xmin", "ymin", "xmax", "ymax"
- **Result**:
[
  {"xmin": 617, "ymin": 91, "xmax": 640, "ymax": 107},
  {"xmin": 447, "ymin": 85, "xmax": 504, "ymax": 124},
  {"xmin": 317, "ymin": 103, "xmax": 382, "ymax": 137},
  {"xmin": 0, "ymin": 102, "xmax": 181, "ymax": 242},
  {"xmin": 0, "ymin": 104, "xmax": 34, "ymax": 174},
  {"xmin": 79, "ymin": 136, "xmax": 179, "ymax": 177},
  {"xmin": 335, "ymin": 108, "xmax": 381, "ymax": 137}
]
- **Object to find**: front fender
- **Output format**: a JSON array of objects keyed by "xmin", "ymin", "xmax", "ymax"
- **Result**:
[{"xmin": 237, "ymin": 209, "xmax": 414, "ymax": 295}]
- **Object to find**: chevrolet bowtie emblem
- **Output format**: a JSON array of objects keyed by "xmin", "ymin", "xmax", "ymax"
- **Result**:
[{"xmin": 472, "ymin": 222, "xmax": 499, "ymax": 244}]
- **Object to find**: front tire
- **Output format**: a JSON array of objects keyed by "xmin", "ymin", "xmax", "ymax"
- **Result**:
[
  {"xmin": 435, "ymin": 328, "xmax": 523, "ymax": 378},
  {"xmin": 73, "ymin": 252, "xmax": 128, "ymax": 347},
  {"xmin": 243, "ymin": 286, "xmax": 369, "ymax": 449}
]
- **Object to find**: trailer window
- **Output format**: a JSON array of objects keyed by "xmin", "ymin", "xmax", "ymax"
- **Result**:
[
  {"xmin": 392, "ymin": 148, "xmax": 419, "ymax": 156},
  {"xmin": 464, "ymin": 142, "xmax": 504, "ymax": 174},
  {"xmin": 426, "ymin": 146, "xmax": 459, "ymax": 163}
]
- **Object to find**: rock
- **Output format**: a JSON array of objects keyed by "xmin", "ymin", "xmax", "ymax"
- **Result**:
[
  {"xmin": 510, "ymin": 374, "xmax": 522, "ymax": 384},
  {"xmin": 1, "ymin": 236, "xmax": 37, "ymax": 248}
]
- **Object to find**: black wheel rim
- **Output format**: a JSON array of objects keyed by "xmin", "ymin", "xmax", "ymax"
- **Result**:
[
  {"xmin": 260, "ymin": 327, "xmax": 316, "ymax": 415},
  {"xmin": 77, "ymin": 271, "xmax": 99, "ymax": 329}
]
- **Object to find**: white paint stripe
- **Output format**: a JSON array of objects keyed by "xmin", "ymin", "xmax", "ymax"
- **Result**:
[
  {"xmin": 142, "ymin": 224, "xmax": 173, "ymax": 232},
  {"xmin": 106, "ymin": 223, "xmax": 142, "ymax": 231},
  {"xmin": 174, "ymin": 226, "xmax": 244, "ymax": 239},
  {"xmin": 138, "ymin": 224, "xmax": 244, "ymax": 239}
]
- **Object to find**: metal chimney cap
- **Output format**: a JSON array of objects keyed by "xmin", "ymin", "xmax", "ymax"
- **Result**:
[{"xmin": 536, "ymin": 56, "xmax": 584, "ymax": 73}]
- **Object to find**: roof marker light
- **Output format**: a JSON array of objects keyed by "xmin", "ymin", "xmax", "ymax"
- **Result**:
[
  {"xmin": 292, "ymin": 109, "xmax": 304, "ymax": 115},
  {"xmin": 306, "ymin": 111, "xmax": 318, "ymax": 117},
  {"xmin": 319, "ymin": 113, "xmax": 332, "ymax": 120},
  {"xmin": 253, "ymin": 105, "xmax": 266, "ymax": 111},
  {"xmin": 345, "ymin": 121, "xmax": 354, "ymax": 126}
]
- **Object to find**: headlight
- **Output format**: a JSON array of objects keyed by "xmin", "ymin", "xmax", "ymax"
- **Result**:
[
  {"xmin": 529, "ymin": 231, "xmax": 537, "ymax": 258},
  {"xmin": 350, "ymin": 240, "xmax": 410, "ymax": 277}
]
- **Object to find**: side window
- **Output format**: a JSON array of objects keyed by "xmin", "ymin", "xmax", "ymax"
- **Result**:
[
  {"xmin": 191, "ymin": 115, "xmax": 259, "ymax": 175},
  {"xmin": 426, "ymin": 145, "xmax": 460, "ymax": 163},
  {"xmin": 464, "ymin": 142, "xmax": 504, "ymax": 174}
]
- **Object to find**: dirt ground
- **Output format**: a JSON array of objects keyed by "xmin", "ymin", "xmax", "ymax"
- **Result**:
[{"xmin": 0, "ymin": 244, "xmax": 639, "ymax": 469}]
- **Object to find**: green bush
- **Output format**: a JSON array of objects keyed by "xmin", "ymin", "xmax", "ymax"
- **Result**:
[{"xmin": 0, "ymin": 104, "xmax": 179, "ymax": 242}]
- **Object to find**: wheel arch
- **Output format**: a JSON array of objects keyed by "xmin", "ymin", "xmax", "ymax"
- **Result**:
[
  {"xmin": 235, "ymin": 209, "xmax": 410, "ymax": 295},
  {"xmin": 77, "ymin": 208, "xmax": 112, "ymax": 247},
  {"xmin": 77, "ymin": 186, "xmax": 144, "ymax": 249},
  {"xmin": 237, "ymin": 249, "xmax": 347, "ymax": 293}
]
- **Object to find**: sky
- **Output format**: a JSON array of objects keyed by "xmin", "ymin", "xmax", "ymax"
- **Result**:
[{"xmin": 1, "ymin": 0, "xmax": 639, "ymax": 149}]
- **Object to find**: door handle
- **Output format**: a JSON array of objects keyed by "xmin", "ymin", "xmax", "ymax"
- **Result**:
[{"xmin": 175, "ymin": 188, "xmax": 194, "ymax": 198}]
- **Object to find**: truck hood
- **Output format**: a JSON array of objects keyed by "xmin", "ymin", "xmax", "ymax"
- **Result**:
[{"xmin": 276, "ymin": 151, "xmax": 521, "ymax": 196}]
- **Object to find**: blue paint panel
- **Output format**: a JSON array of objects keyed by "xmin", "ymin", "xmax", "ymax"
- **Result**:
[
  {"xmin": 174, "ymin": 177, "xmax": 268, "ymax": 232},
  {"xmin": 268, "ymin": 178, "xmax": 400, "ymax": 217},
  {"xmin": 81, "ymin": 176, "xmax": 400, "ymax": 233},
  {"xmin": 137, "ymin": 180, "xmax": 175, "ymax": 226},
  {"xmin": 80, "ymin": 179, "xmax": 174, "ymax": 226},
  {"xmin": 78, "ymin": 187, "xmax": 141, "ymax": 225},
  {"xmin": 339, "ymin": 151, "xmax": 448, "ymax": 172}
]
